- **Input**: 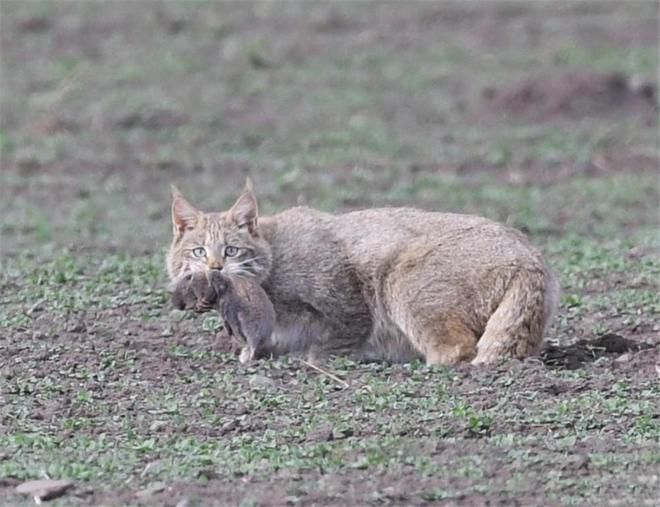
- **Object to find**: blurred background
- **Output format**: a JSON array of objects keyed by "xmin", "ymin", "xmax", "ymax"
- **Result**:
[
  {"xmin": 1, "ymin": 3, "xmax": 658, "ymax": 502},
  {"xmin": 1, "ymin": 1, "xmax": 657, "ymax": 260}
]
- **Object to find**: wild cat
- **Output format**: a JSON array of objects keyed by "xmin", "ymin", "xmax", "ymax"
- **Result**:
[
  {"xmin": 166, "ymin": 179, "xmax": 558, "ymax": 365},
  {"xmin": 172, "ymin": 269, "xmax": 276, "ymax": 363}
]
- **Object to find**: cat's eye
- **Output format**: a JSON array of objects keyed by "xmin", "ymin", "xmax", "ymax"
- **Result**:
[
  {"xmin": 192, "ymin": 247, "xmax": 207, "ymax": 258},
  {"xmin": 224, "ymin": 246, "xmax": 239, "ymax": 257}
]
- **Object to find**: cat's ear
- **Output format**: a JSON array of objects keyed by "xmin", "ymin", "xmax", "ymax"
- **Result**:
[
  {"xmin": 171, "ymin": 185, "xmax": 201, "ymax": 238},
  {"xmin": 229, "ymin": 178, "xmax": 258, "ymax": 234}
]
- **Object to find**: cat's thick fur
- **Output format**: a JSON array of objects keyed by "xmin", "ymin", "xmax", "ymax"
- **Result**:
[{"xmin": 167, "ymin": 181, "xmax": 559, "ymax": 364}]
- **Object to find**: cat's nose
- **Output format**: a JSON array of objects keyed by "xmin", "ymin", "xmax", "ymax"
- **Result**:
[{"xmin": 207, "ymin": 257, "xmax": 224, "ymax": 270}]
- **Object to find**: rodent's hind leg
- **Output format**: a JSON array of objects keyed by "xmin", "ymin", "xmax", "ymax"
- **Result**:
[
  {"xmin": 239, "ymin": 346, "xmax": 253, "ymax": 364},
  {"xmin": 238, "ymin": 345, "xmax": 272, "ymax": 363}
]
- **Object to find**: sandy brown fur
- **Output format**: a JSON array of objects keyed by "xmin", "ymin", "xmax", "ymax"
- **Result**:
[{"xmin": 167, "ymin": 181, "xmax": 559, "ymax": 365}]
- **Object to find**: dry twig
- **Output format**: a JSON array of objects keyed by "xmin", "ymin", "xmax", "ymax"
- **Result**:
[{"xmin": 299, "ymin": 358, "xmax": 349, "ymax": 389}]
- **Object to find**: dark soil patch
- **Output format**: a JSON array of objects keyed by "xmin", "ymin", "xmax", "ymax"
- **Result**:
[
  {"xmin": 115, "ymin": 109, "xmax": 189, "ymax": 131},
  {"xmin": 2, "ymin": 289, "xmax": 659, "ymax": 506},
  {"xmin": 17, "ymin": 16, "xmax": 50, "ymax": 33},
  {"xmin": 480, "ymin": 71, "xmax": 656, "ymax": 120},
  {"xmin": 541, "ymin": 333, "xmax": 656, "ymax": 369}
]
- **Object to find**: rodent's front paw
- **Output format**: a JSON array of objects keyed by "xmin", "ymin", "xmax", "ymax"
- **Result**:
[
  {"xmin": 194, "ymin": 299, "xmax": 215, "ymax": 313},
  {"xmin": 190, "ymin": 272, "xmax": 218, "ymax": 305},
  {"xmin": 171, "ymin": 271, "xmax": 218, "ymax": 313}
]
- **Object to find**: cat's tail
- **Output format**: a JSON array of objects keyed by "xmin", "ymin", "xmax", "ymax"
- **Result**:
[{"xmin": 472, "ymin": 264, "xmax": 559, "ymax": 364}]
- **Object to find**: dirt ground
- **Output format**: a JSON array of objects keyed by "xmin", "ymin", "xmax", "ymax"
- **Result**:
[{"xmin": 1, "ymin": 2, "xmax": 658, "ymax": 506}]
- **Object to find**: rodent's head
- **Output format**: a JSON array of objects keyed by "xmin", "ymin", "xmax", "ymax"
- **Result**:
[{"xmin": 166, "ymin": 179, "xmax": 273, "ymax": 285}]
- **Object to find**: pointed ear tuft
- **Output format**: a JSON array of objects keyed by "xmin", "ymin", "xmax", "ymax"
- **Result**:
[
  {"xmin": 229, "ymin": 180, "xmax": 258, "ymax": 233},
  {"xmin": 171, "ymin": 188, "xmax": 200, "ymax": 238}
]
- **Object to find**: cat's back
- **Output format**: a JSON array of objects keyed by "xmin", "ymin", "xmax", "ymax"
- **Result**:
[
  {"xmin": 267, "ymin": 205, "xmax": 495, "ymax": 241},
  {"xmin": 260, "ymin": 206, "xmax": 344, "ymax": 269},
  {"xmin": 267, "ymin": 205, "xmax": 539, "ymax": 265},
  {"xmin": 262, "ymin": 204, "xmax": 546, "ymax": 304},
  {"xmin": 263, "ymin": 206, "xmax": 335, "ymax": 242},
  {"xmin": 335, "ymin": 207, "xmax": 539, "ymax": 266}
]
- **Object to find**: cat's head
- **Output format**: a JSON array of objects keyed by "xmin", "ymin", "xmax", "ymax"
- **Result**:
[{"xmin": 166, "ymin": 179, "xmax": 272, "ymax": 284}]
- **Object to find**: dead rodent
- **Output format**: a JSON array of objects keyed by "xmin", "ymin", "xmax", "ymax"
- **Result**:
[
  {"xmin": 171, "ymin": 271, "xmax": 216, "ymax": 313},
  {"xmin": 171, "ymin": 270, "xmax": 276, "ymax": 362},
  {"xmin": 213, "ymin": 271, "xmax": 277, "ymax": 363}
]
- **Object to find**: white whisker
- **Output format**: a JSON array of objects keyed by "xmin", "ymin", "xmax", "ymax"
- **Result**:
[
  {"xmin": 230, "ymin": 256, "xmax": 265, "ymax": 268},
  {"xmin": 225, "ymin": 266, "xmax": 257, "ymax": 277}
]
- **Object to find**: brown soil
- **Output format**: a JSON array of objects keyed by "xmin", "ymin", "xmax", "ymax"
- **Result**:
[
  {"xmin": 541, "ymin": 332, "xmax": 656, "ymax": 369},
  {"xmin": 3, "ymin": 316, "xmax": 658, "ymax": 506},
  {"xmin": 480, "ymin": 71, "xmax": 657, "ymax": 120}
]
